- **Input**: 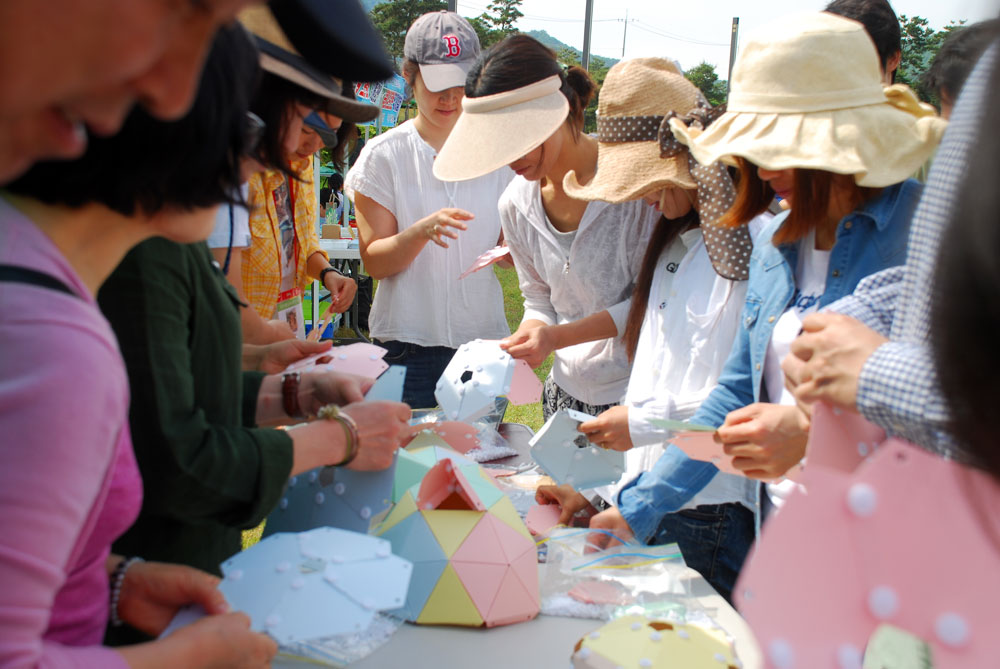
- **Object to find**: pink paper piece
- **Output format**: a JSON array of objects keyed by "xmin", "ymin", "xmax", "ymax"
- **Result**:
[
  {"xmin": 507, "ymin": 359, "xmax": 544, "ymax": 405},
  {"xmin": 803, "ymin": 403, "xmax": 886, "ymax": 476},
  {"xmin": 568, "ymin": 580, "xmax": 627, "ymax": 606},
  {"xmin": 451, "ymin": 516, "xmax": 509, "ymax": 565},
  {"xmin": 485, "ymin": 565, "xmax": 538, "ymax": 627},
  {"xmin": 485, "ymin": 468, "xmax": 517, "ymax": 479},
  {"xmin": 672, "ymin": 432, "xmax": 802, "ymax": 482},
  {"xmin": 405, "ymin": 422, "xmax": 482, "ymax": 454},
  {"xmin": 458, "ymin": 246, "xmax": 510, "ymax": 280},
  {"xmin": 736, "ymin": 435, "xmax": 1000, "ymax": 669},
  {"xmin": 525, "ymin": 503, "xmax": 563, "ymax": 536},
  {"xmin": 450, "ymin": 561, "xmax": 508, "ymax": 619},
  {"xmin": 416, "ymin": 459, "xmax": 485, "ymax": 512},
  {"xmin": 282, "ymin": 342, "xmax": 389, "ymax": 379}
]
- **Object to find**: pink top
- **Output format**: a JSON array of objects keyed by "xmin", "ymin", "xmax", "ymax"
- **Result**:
[{"xmin": 0, "ymin": 199, "xmax": 141, "ymax": 668}]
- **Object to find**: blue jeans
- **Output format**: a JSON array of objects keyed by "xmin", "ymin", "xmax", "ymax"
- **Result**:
[
  {"xmin": 648, "ymin": 502, "xmax": 754, "ymax": 603},
  {"xmin": 375, "ymin": 339, "xmax": 456, "ymax": 409}
]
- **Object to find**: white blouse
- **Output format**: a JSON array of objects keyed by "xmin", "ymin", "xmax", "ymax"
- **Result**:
[{"xmin": 345, "ymin": 121, "xmax": 513, "ymax": 347}]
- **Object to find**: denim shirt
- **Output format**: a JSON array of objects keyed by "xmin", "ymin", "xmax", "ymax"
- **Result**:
[{"xmin": 617, "ymin": 179, "xmax": 922, "ymax": 543}]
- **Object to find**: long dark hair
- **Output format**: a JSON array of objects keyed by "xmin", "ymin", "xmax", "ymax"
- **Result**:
[
  {"xmin": 465, "ymin": 34, "xmax": 596, "ymax": 138},
  {"xmin": 721, "ymin": 158, "xmax": 876, "ymax": 245},
  {"xmin": 250, "ymin": 70, "xmax": 326, "ymax": 176},
  {"xmin": 931, "ymin": 52, "xmax": 1000, "ymax": 483},
  {"xmin": 622, "ymin": 209, "xmax": 699, "ymax": 360}
]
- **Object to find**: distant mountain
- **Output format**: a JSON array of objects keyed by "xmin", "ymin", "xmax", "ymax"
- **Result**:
[{"xmin": 522, "ymin": 30, "xmax": 620, "ymax": 67}]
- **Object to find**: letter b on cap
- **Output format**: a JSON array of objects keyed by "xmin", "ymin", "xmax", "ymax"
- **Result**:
[{"xmin": 442, "ymin": 34, "xmax": 461, "ymax": 58}]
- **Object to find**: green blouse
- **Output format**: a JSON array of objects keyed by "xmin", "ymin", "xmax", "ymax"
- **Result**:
[{"xmin": 99, "ymin": 239, "xmax": 293, "ymax": 576}]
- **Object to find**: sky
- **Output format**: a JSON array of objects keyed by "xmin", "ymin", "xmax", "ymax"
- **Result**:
[{"xmin": 454, "ymin": 0, "xmax": 998, "ymax": 74}]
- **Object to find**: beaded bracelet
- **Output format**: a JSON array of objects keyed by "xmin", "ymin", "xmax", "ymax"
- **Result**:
[
  {"xmin": 109, "ymin": 556, "xmax": 144, "ymax": 627},
  {"xmin": 317, "ymin": 404, "xmax": 360, "ymax": 466}
]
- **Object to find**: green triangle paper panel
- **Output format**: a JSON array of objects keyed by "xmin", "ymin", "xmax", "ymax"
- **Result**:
[
  {"xmin": 415, "ymin": 563, "xmax": 484, "ymax": 626},
  {"xmin": 422, "ymin": 510, "xmax": 483, "ymax": 557},
  {"xmin": 462, "ymin": 466, "xmax": 505, "ymax": 508},
  {"xmin": 405, "ymin": 430, "xmax": 449, "ymax": 452},
  {"xmin": 393, "ymin": 452, "xmax": 431, "ymax": 502}
]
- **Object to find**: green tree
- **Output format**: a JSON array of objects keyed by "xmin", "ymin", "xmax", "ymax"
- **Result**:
[
  {"xmin": 684, "ymin": 61, "xmax": 728, "ymax": 107},
  {"xmin": 555, "ymin": 49, "xmax": 610, "ymax": 134},
  {"xmin": 369, "ymin": 0, "xmax": 447, "ymax": 62},
  {"xmin": 484, "ymin": 0, "xmax": 523, "ymax": 34},
  {"xmin": 897, "ymin": 14, "xmax": 964, "ymax": 104}
]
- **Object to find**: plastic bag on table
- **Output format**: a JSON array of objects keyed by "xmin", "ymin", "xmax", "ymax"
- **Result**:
[
  {"xmin": 406, "ymin": 407, "xmax": 518, "ymax": 463},
  {"xmin": 539, "ymin": 528, "xmax": 702, "ymax": 623},
  {"xmin": 273, "ymin": 613, "xmax": 404, "ymax": 668}
]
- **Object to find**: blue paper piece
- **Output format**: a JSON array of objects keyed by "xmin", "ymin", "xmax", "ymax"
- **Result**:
[
  {"xmin": 217, "ymin": 528, "xmax": 412, "ymax": 645},
  {"xmin": 391, "ymin": 558, "xmax": 449, "ymax": 620},
  {"xmin": 366, "ymin": 365, "xmax": 406, "ymax": 402},
  {"xmin": 324, "ymin": 555, "xmax": 412, "ymax": 611},
  {"xmin": 529, "ymin": 409, "xmax": 626, "ymax": 490},
  {"xmin": 378, "ymin": 509, "xmax": 446, "ymax": 563},
  {"xmin": 464, "ymin": 468, "xmax": 505, "ymax": 509},
  {"xmin": 264, "ymin": 456, "xmax": 396, "ymax": 536},
  {"xmin": 394, "ymin": 449, "xmax": 432, "ymax": 502},
  {"xmin": 262, "ymin": 365, "xmax": 405, "ymax": 536}
]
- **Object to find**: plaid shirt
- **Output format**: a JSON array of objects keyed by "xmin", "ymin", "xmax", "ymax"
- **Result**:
[
  {"xmin": 828, "ymin": 44, "xmax": 997, "ymax": 458},
  {"xmin": 242, "ymin": 158, "xmax": 326, "ymax": 318}
]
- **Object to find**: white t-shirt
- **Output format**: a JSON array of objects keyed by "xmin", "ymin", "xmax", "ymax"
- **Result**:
[
  {"xmin": 764, "ymin": 229, "xmax": 830, "ymax": 508},
  {"xmin": 344, "ymin": 121, "xmax": 513, "ymax": 347},
  {"xmin": 764, "ymin": 229, "xmax": 831, "ymax": 407},
  {"xmin": 207, "ymin": 183, "xmax": 251, "ymax": 250}
]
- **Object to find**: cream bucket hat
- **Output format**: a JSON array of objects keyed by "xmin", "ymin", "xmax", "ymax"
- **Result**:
[
  {"xmin": 433, "ymin": 74, "xmax": 569, "ymax": 182},
  {"xmin": 564, "ymin": 58, "xmax": 698, "ymax": 201},
  {"xmin": 671, "ymin": 12, "xmax": 946, "ymax": 187}
]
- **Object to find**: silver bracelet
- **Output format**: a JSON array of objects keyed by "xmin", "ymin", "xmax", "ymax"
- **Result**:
[{"xmin": 109, "ymin": 556, "xmax": 144, "ymax": 627}]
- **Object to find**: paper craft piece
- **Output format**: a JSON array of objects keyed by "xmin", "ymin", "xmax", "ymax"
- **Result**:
[
  {"xmin": 377, "ymin": 445, "xmax": 539, "ymax": 627},
  {"xmin": 458, "ymin": 245, "xmax": 510, "ymax": 279},
  {"xmin": 525, "ymin": 503, "xmax": 563, "ymax": 536},
  {"xmin": 735, "ymin": 434, "xmax": 1000, "ymax": 669},
  {"xmin": 282, "ymin": 342, "xmax": 389, "ymax": 379},
  {"xmin": 263, "ymin": 366, "xmax": 406, "ymax": 536},
  {"xmin": 649, "ymin": 417, "xmax": 717, "ymax": 433},
  {"xmin": 217, "ymin": 528, "xmax": 412, "ymax": 645},
  {"xmin": 669, "ymin": 432, "xmax": 803, "ymax": 482},
  {"xmin": 567, "ymin": 580, "xmax": 628, "ymax": 606},
  {"xmin": 571, "ymin": 615, "xmax": 740, "ymax": 669},
  {"xmin": 404, "ymin": 421, "xmax": 482, "ymax": 454},
  {"xmin": 529, "ymin": 409, "xmax": 626, "ymax": 490},
  {"xmin": 434, "ymin": 339, "xmax": 542, "ymax": 422},
  {"xmin": 159, "ymin": 604, "xmax": 207, "ymax": 639},
  {"xmin": 804, "ymin": 403, "xmax": 886, "ymax": 475}
]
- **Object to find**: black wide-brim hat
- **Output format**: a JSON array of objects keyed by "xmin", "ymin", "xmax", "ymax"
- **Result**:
[
  {"xmin": 240, "ymin": 5, "xmax": 379, "ymax": 123},
  {"xmin": 270, "ymin": 0, "xmax": 394, "ymax": 84}
]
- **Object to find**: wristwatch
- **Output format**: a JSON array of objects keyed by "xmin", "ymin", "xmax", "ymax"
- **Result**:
[{"xmin": 319, "ymin": 264, "xmax": 347, "ymax": 284}]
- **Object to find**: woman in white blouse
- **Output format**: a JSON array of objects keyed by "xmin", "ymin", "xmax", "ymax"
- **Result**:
[{"xmin": 345, "ymin": 11, "xmax": 512, "ymax": 408}]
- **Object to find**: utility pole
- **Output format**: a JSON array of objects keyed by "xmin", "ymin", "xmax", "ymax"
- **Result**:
[
  {"xmin": 621, "ymin": 9, "xmax": 628, "ymax": 59},
  {"xmin": 447, "ymin": 0, "xmax": 456, "ymax": 11},
  {"xmin": 582, "ymin": 0, "xmax": 594, "ymax": 71},
  {"xmin": 727, "ymin": 17, "xmax": 739, "ymax": 95}
]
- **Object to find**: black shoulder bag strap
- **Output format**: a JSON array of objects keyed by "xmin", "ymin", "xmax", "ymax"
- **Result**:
[{"xmin": 0, "ymin": 264, "xmax": 78, "ymax": 298}]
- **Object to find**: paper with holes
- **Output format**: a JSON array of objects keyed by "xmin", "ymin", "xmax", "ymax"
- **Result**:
[
  {"xmin": 434, "ymin": 339, "xmax": 542, "ymax": 421},
  {"xmin": 736, "ymin": 419, "xmax": 1000, "ymax": 669},
  {"xmin": 215, "ymin": 528, "xmax": 412, "ymax": 644},
  {"xmin": 529, "ymin": 409, "xmax": 626, "ymax": 491},
  {"xmin": 263, "ymin": 366, "xmax": 405, "ymax": 536},
  {"xmin": 377, "ymin": 445, "xmax": 539, "ymax": 627}
]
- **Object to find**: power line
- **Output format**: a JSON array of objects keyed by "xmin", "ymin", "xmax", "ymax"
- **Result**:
[{"xmin": 629, "ymin": 20, "xmax": 729, "ymax": 47}]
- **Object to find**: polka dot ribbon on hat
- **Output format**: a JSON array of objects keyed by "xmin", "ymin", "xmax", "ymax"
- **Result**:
[{"xmin": 659, "ymin": 99, "xmax": 753, "ymax": 281}]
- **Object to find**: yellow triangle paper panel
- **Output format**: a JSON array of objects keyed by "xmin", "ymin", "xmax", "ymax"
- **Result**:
[
  {"xmin": 378, "ymin": 490, "xmax": 417, "ymax": 533},
  {"xmin": 422, "ymin": 509, "xmax": 481, "ymax": 557},
  {"xmin": 416, "ymin": 563, "xmax": 484, "ymax": 627}
]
